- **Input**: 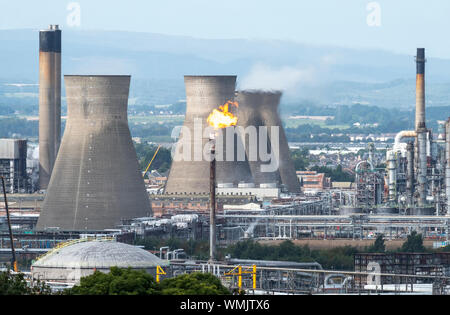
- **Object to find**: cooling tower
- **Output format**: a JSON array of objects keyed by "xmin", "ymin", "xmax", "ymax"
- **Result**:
[
  {"xmin": 36, "ymin": 75, "xmax": 151, "ymax": 231},
  {"xmin": 235, "ymin": 91, "xmax": 281, "ymax": 187},
  {"xmin": 165, "ymin": 76, "xmax": 252, "ymax": 194},
  {"xmin": 39, "ymin": 25, "xmax": 61, "ymax": 190},
  {"xmin": 258, "ymin": 91, "xmax": 300, "ymax": 193}
]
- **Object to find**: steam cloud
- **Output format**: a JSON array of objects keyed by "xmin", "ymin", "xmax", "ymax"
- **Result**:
[{"xmin": 239, "ymin": 64, "xmax": 317, "ymax": 92}]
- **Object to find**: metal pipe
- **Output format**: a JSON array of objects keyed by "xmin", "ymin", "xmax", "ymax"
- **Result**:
[
  {"xmin": 394, "ymin": 130, "xmax": 416, "ymax": 151},
  {"xmin": 418, "ymin": 131, "xmax": 428, "ymax": 206},
  {"xmin": 209, "ymin": 136, "xmax": 217, "ymax": 262},
  {"xmin": 406, "ymin": 142, "xmax": 415, "ymax": 205},
  {"xmin": 1, "ymin": 176, "xmax": 17, "ymax": 272}
]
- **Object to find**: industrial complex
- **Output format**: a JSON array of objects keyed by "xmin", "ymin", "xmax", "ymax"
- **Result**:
[{"xmin": 1, "ymin": 25, "xmax": 450, "ymax": 295}]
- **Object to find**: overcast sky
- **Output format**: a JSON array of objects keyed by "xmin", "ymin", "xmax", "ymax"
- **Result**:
[{"xmin": 1, "ymin": 0, "xmax": 449, "ymax": 58}]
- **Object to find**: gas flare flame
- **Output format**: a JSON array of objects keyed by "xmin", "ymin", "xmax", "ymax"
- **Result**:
[{"xmin": 207, "ymin": 101, "xmax": 238, "ymax": 129}]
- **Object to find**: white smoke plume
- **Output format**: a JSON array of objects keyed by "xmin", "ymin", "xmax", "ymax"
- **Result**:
[{"xmin": 239, "ymin": 63, "xmax": 318, "ymax": 92}]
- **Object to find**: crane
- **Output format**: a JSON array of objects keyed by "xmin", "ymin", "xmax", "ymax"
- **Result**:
[
  {"xmin": 143, "ymin": 145, "xmax": 161, "ymax": 178},
  {"xmin": 1, "ymin": 176, "xmax": 18, "ymax": 272}
]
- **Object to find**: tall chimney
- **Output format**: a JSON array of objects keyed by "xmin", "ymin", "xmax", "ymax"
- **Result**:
[
  {"xmin": 38, "ymin": 25, "xmax": 61, "ymax": 190},
  {"xmin": 36, "ymin": 75, "xmax": 152, "ymax": 231},
  {"xmin": 446, "ymin": 118, "xmax": 450, "ymax": 212},
  {"xmin": 415, "ymin": 48, "xmax": 428, "ymax": 206},
  {"xmin": 415, "ymin": 48, "xmax": 426, "ymax": 131}
]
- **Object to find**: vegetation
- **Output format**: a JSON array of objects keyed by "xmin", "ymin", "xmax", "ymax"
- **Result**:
[
  {"xmin": 135, "ymin": 237, "xmax": 210, "ymax": 260},
  {"xmin": 65, "ymin": 267, "xmax": 229, "ymax": 295},
  {"xmin": 0, "ymin": 271, "xmax": 51, "ymax": 295},
  {"xmin": 366, "ymin": 234, "xmax": 386, "ymax": 253},
  {"xmin": 401, "ymin": 231, "xmax": 426, "ymax": 253},
  {"xmin": 0, "ymin": 117, "xmax": 38, "ymax": 138},
  {"xmin": 290, "ymin": 148, "xmax": 310, "ymax": 171},
  {"xmin": 134, "ymin": 143, "xmax": 173, "ymax": 174},
  {"xmin": 159, "ymin": 272, "xmax": 230, "ymax": 295},
  {"xmin": 66, "ymin": 267, "xmax": 160, "ymax": 295},
  {"xmin": 224, "ymin": 240, "xmax": 357, "ymax": 271},
  {"xmin": 310, "ymin": 165, "xmax": 354, "ymax": 182}
]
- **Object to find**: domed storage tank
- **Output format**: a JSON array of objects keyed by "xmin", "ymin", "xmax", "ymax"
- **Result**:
[{"xmin": 31, "ymin": 239, "xmax": 169, "ymax": 283}]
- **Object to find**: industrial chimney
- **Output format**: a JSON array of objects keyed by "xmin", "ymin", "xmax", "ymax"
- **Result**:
[
  {"xmin": 258, "ymin": 91, "xmax": 300, "ymax": 193},
  {"xmin": 39, "ymin": 25, "xmax": 61, "ymax": 190},
  {"xmin": 415, "ymin": 48, "xmax": 428, "ymax": 206},
  {"xmin": 36, "ymin": 75, "xmax": 152, "ymax": 231},
  {"xmin": 446, "ymin": 118, "xmax": 450, "ymax": 212},
  {"xmin": 235, "ymin": 90, "xmax": 282, "ymax": 187},
  {"xmin": 165, "ymin": 76, "xmax": 252, "ymax": 194}
]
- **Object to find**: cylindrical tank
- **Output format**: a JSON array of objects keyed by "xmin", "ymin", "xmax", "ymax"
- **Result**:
[
  {"xmin": 36, "ymin": 75, "xmax": 152, "ymax": 231},
  {"xmin": 235, "ymin": 91, "xmax": 281, "ymax": 187},
  {"xmin": 406, "ymin": 142, "xmax": 414, "ymax": 204},
  {"xmin": 417, "ymin": 131, "xmax": 428, "ymax": 206},
  {"xmin": 386, "ymin": 150, "xmax": 397, "ymax": 202},
  {"xmin": 165, "ymin": 76, "xmax": 253, "ymax": 194}
]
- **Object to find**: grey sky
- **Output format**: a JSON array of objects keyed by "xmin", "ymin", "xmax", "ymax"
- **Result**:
[{"xmin": 1, "ymin": 0, "xmax": 449, "ymax": 58}]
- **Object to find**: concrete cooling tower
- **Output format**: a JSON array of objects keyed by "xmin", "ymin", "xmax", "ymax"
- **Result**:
[
  {"xmin": 164, "ymin": 76, "xmax": 252, "ymax": 194},
  {"xmin": 39, "ymin": 25, "xmax": 62, "ymax": 190},
  {"xmin": 258, "ymin": 91, "xmax": 300, "ymax": 193},
  {"xmin": 36, "ymin": 75, "xmax": 151, "ymax": 231},
  {"xmin": 235, "ymin": 91, "xmax": 282, "ymax": 187}
]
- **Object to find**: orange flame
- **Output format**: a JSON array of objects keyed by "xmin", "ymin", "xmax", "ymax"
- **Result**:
[{"xmin": 207, "ymin": 101, "xmax": 239, "ymax": 129}]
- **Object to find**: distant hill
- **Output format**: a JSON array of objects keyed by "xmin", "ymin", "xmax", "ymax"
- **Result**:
[{"xmin": 1, "ymin": 29, "xmax": 450, "ymax": 110}]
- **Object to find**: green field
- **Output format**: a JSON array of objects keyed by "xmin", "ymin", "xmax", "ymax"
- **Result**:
[
  {"xmin": 129, "ymin": 115, "xmax": 184, "ymax": 125},
  {"xmin": 283, "ymin": 117, "xmax": 350, "ymax": 130}
]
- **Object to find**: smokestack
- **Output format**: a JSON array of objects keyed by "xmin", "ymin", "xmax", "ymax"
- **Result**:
[
  {"xmin": 39, "ymin": 25, "xmax": 61, "ymax": 190},
  {"xmin": 165, "ymin": 76, "xmax": 252, "ymax": 194},
  {"xmin": 415, "ymin": 49, "xmax": 428, "ymax": 206},
  {"xmin": 415, "ymin": 48, "xmax": 426, "ymax": 131},
  {"xmin": 446, "ymin": 118, "xmax": 450, "ymax": 212},
  {"xmin": 36, "ymin": 75, "xmax": 151, "ymax": 231},
  {"xmin": 235, "ymin": 91, "xmax": 281, "ymax": 187},
  {"xmin": 258, "ymin": 91, "xmax": 300, "ymax": 193}
]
